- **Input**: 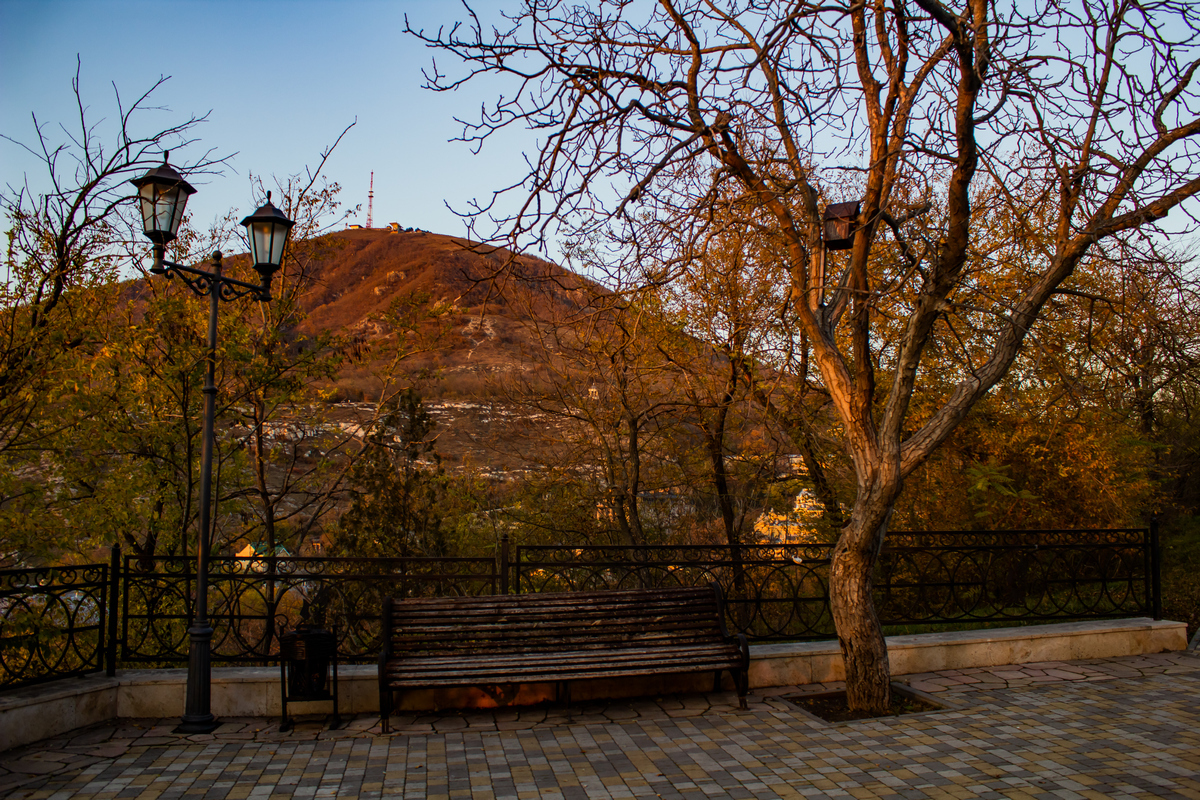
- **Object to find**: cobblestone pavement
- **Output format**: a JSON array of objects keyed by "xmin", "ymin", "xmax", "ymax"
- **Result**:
[{"xmin": 2, "ymin": 651, "xmax": 1198, "ymax": 799}]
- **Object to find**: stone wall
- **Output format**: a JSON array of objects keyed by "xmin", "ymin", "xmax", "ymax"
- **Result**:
[{"xmin": 0, "ymin": 617, "xmax": 1187, "ymax": 753}]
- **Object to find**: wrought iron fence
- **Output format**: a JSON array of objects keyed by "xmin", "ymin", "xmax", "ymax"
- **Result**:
[
  {"xmin": 121, "ymin": 554, "xmax": 496, "ymax": 664},
  {"xmin": 0, "ymin": 557, "xmax": 114, "ymax": 690},
  {"xmin": 874, "ymin": 529, "xmax": 1154, "ymax": 628},
  {"xmin": 511, "ymin": 528, "xmax": 1157, "ymax": 641},
  {"xmin": 511, "ymin": 543, "xmax": 836, "ymax": 639},
  {"xmin": 0, "ymin": 525, "xmax": 1161, "ymax": 688}
]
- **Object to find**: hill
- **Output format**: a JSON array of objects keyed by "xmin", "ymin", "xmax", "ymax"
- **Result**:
[
  {"xmin": 283, "ymin": 227, "xmax": 597, "ymax": 471},
  {"xmin": 294, "ymin": 227, "xmax": 591, "ymax": 399}
]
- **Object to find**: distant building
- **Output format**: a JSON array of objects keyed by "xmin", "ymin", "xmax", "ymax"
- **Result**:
[
  {"xmin": 234, "ymin": 542, "xmax": 292, "ymax": 571},
  {"xmin": 298, "ymin": 534, "xmax": 329, "ymax": 557},
  {"xmin": 754, "ymin": 489, "xmax": 826, "ymax": 545},
  {"xmin": 236, "ymin": 542, "xmax": 292, "ymax": 558}
]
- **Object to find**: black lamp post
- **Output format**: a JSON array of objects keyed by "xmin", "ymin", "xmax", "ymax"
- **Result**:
[{"xmin": 131, "ymin": 152, "xmax": 294, "ymax": 733}]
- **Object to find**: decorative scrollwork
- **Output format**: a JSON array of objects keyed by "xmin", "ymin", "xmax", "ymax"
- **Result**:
[
  {"xmin": 515, "ymin": 530, "xmax": 1150, "ymax": 641},
  {"xmin": 120, "ymin": 555, "xmax": 497, "ymax": 665},
  {"xmin": 216, "ymin": 280, "xmax": 265, "ymax": 302},
  {"xmin": 158, "ymin": 260, "xmax": 267, "ymax": 302},
  {"xmin": 0, "ymin": 564, "xmax": 109, "ymax": 690}
]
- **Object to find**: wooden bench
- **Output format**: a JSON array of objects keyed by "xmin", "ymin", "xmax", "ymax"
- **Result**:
[{"xmin": 377, "ymin": 584, "xmax": 749, "ymax": 731}]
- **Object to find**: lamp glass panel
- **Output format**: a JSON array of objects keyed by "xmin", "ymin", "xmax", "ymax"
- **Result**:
[
  {"xmin": 162, "ymin": 185, "xmax": 186, "ymax": 236},
  {"xmin": 139, "ymin": 183, "xmax": 187, "ymax": 238},
  {"xmin": 268, "ymin": 223, "xmax": 288, "ymax": 265},
  {"xmin": 249, "ymin": 222, "xmax": 267, "ymax": 265},
  {"xmin": 249, "ymin": 221, "xmax": 288, "ymax": 267},
  {"xmin": 136, "ymin": 185, "xmax": 158, "ymax": 234}
]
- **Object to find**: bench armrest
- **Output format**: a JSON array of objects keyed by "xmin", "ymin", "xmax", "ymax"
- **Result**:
[{"xmin": 378, "ymin": 596, "xmax": 394, "ymax": 669}]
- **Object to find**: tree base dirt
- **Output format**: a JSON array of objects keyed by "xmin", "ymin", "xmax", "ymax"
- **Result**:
[{"xmin": 785, "ymin": 687, "xmax": 940, "ymax": 723}]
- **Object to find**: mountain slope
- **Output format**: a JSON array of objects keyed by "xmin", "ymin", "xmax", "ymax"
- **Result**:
[{"xmin": 293, "ymin": 227, "xmax": 592, "ymax": 401}]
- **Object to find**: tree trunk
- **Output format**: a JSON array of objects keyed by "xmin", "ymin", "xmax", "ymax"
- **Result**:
[{"xmin": 830, "ymin": 492, "xmax": 894, "ymax": 714}]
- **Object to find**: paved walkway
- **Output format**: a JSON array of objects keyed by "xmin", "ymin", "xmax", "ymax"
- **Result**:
[{"xmin": 2, "ymin": 652, "xmax": 1198, "ymax": 799}]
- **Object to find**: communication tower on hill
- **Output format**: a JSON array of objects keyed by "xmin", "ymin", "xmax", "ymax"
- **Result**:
[{"xmin": 367, "ymin": 172, "xmax": 374, "ymax": 229}]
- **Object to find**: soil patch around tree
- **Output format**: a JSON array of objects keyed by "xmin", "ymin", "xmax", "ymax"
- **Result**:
[{"xmin": 784, "ymin": 683, "xmax": 944, "ymax": 723}]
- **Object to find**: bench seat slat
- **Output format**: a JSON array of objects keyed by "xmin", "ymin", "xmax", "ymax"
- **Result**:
[
  {"xmin": 388, "ymin": 653, "xmax": 744, "ymax": 682},
  {"xmin": 389, "ymin": 660, "xmax": 744, "ymax": 682},
  {"xmin": 394, "ymin": 608, "xmax": 721, "ymax": 628},
  {"xmin": 394, "ymin": 608, "xmax": 720, "ymax": 625},
  {"xmin": 378, "ymin": 585, "xmax": 749, "ymax": 731},
  {"xmin": 393, "ymin": 616, "xmax": 726, "ymax": 641},
  {"xmin": 392, "ymin": 623, "xmax": 726, "ymax": 644},
  {"xmin": 392, "ymin": 637, "xmax": 727, "ymax": 654},
  {"xmin": 386, "ymin": 644, "xmax": 743, "ymax": 671},
  {"xmin": 393, "ymin": 616, "xmax": 722, "ymax": 634},
  {"xmin": 399, "ymin": 595, "xmax": 716, "ymax": 608},
  {"xmin": 386, "ymin": 665, "xmax": 742, "ymax": 687},
  {"xmin": 398, "ymin": 588, "xmax": 709, "ymax": 605}
]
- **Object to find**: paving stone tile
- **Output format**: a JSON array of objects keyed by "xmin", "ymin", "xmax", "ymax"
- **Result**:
[
  {"xmin": 0, "ymin": 759, "xmax": 63, "ymax": 776},
  {"xmin": 4, "ymin": 652, "xmax": 1199, "ymax": 799}
]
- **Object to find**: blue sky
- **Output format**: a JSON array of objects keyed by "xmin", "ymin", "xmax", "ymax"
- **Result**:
[
  {"xmin": 3, "ymin": 1, "xmax": 1196, "ymax": 268},
  {"xmin": 0, "ymin": 0, "xmax": 540, "ymax": 253}
]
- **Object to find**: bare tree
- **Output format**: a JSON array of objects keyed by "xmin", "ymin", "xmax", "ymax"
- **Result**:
[
  {"xmin": 501, "ymin": 288, "xmax": 680, "ymax": 546},
  {"xmin": 647, "ymin": 185, "xmax": 848, "ymax": 536},
  {"xmin": 1, "ymin": 61, "xmax": 224, "ymax": 456},
  {"xmin": 225, "ymin": 126, "xmax": 362, "ymax": 555},
  {"xmin": 411, "ymin": 0, "xmax": 1200, "ymax": 713}
]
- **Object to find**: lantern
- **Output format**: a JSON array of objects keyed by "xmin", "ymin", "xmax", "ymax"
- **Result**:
[{"xmin": 129, "ymin": 151, "xmax": 196, "ymax": 249}]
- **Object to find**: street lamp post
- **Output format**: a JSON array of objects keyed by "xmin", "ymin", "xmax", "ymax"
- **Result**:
[{"xmin": 131, "ymin": 153, "xmax": 294, "ymax": 733}]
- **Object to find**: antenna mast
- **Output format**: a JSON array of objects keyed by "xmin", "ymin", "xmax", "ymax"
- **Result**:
[{"xmin": 367, "ymin": 171, "xmax": 374, "ymax": 229}]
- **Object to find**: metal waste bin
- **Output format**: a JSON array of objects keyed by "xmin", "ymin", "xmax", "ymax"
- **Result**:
[{"xmin": 279, "ymin": 626, "xmax": 339, "ymax": 730}]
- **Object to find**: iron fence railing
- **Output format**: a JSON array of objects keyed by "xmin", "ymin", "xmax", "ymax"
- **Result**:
[
  {"xmin": 509, "ymin": 528, "xmax": 1156, "ymax": 641},
  {"xmin": 875, "ymin": 529, "xmax": 1155, "ymax": 628},
  {"xmin": 121, "ymin": 554, "xmax": 496, "ymax": 664},
  {"xmin": 511, "ymin": 543, "xmax": 836, "ymax": 639},
  {"xmin": 0, "ymin": 553, "xmax": 115, "ymax": 691},
  {"xmin": 0, "ymin": 525, "xmax": 1162, "ymax": 688}
]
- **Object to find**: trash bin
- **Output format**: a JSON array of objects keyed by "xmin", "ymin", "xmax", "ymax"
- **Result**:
[{"xmin": 279, "ymin": 626, "xmax": 339, "ymax": 730}]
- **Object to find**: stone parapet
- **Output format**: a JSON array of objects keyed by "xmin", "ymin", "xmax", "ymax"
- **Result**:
[
  {"xmin": 749, "ymin": 617, "xmax": 1187, "ymax": 687},
  {"xmin": 0, "ymin": 617, "xmax": 1186, "ymax": 753}
]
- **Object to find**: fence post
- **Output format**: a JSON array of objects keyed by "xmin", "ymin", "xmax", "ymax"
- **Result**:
[
  {"xmin": 107, "ymin": 544, "xmax": 121, "ymax": 677},
  {"xmin": 1151, "ymin": 516, "xmax": 1162, "ymax": 620},
  {"xmin": 499, "ymin": 534, "xmax": 510, "ymax": 595}
]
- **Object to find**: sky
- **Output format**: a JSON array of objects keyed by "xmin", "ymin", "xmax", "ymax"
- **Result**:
[
  {"xmin": 3, "ymin": 1, "xmax": 1196, "ymax": 270},
  {"xmin": 0, "ymin": 0, "xmax": 541, "ymax": 255}
]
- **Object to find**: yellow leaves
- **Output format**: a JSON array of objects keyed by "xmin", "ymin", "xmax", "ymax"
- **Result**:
[{"xmin": 897, "ymin": 396, "xmax": 1156, "ymax": 530}]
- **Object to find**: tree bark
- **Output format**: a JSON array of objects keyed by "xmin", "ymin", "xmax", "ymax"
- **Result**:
[{"xmin": 830, "ymin": 480, "xmax": 897, "ymax": 713}]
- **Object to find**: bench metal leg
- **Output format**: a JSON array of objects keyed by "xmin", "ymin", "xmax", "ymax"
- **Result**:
[
  {"xmin": 331, "ymin": 658, "xmax": 340, "ymax": 729},
  {"xmin": 280, "ymin": 661, "xmax": 291, "ymax": 732},
  {"xmin": 554, "ymin": 680, "xmax": 572, "ymax": 709}
]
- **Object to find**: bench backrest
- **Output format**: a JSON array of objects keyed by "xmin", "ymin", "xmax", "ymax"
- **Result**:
[{"xmin": 385, "ymin": 585, "xmax": 731, "ymax": 658}]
